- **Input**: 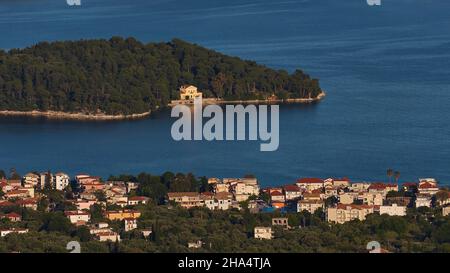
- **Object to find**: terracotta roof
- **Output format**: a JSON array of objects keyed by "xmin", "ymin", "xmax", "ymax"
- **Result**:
[
  {"xmin": 214, "ymin": 192, "xmax": 232, "ymax": 200},
  {"xmin": 419, "ymin": 182, "xmax": 438, "ymax": 189},
  {"xmin": 368, "ymin": 183, "xmax": 397, "ymax": 190},
  {"xmin": 270, "ymin": 190, "xmax": 284, "ymax": 196},
  {"xmin": 297, "ymin": 178, "xmax": 323, "ymax": 184},
  {"xmin": 5, "ymin": 212, "xmax": 21, "ymax": 218},
  {"xmin": 15, "ymin": 199, "xmax": 37, "ymax": 205},
  {"xmin": 0, "ymin": 201, "xmax": 14, "ymax": 207},
  {"xmin": 128, "ymin": 196, "xmax": 148, "ymax": 201},
  {"xmin": 5, "ymin": 190, "xmax": 28, "ymax": 195},
  {"xmin": 283, "ymin": 185, "xmax": 300, "ymax": 192},
  {"xmin": 336, "ymin": 204, "xmax": 374, "ymax": 210},
  {"xmin": 167, "ymin": 192, "xmax": 199, "ymax": 198}
]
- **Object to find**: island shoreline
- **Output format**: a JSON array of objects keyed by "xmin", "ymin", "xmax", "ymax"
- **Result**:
[
  {"xmin": 0, "ymin": 91, "xmax": 325, "ymax": 121},
  {"xmin": 168, "ymin": 91, "xmax": 326, "ymax": 107},
  {"xmin": 0, "ymin": 110, "xmax": 151, "ymax": 120}
]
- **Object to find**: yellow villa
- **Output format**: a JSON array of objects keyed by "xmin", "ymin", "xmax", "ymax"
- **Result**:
[
  {"xmin": 179, "ymin": 85, "xmax": 202, "ymax": 101},
  {"xmin": 105, "ymin": 210, "xmax": 141, "ymax": 221}
]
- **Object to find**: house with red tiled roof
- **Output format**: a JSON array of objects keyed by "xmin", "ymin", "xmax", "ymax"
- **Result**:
[
  {"xmin": 96, "ymin": 231, "xmax": 120, "ymax": 242},
  {"xmin": 327, "ymin": 204, "xmax": 375, "ymax": 224},
  {"xmin": 303, "ymin": 192, "xmax": 322, "ymax": 201},
  {"xmin": 4, "ymin": 189, "xmax": 30, "ymax": 199},
  {"xmin": 418, "ymin": 182, "xmax": 439, "ymax": 195},
  {"xmin": 0, "ymin": 200, "xmax": 15, "ymax": 207},
  {"xmin": 167, "ymin": 192, "xmax": 202, "ymax": 209},
  {"xmin": 15, "ymin": 198, "xmax": 38, "ymax": 210},
  {"xmin": 283, "ymin": 185, "xmax": 301, "ymax": 200},
  {"xmin": 270, "ymin": 190, "xmax": 285, "ymax": 203},
  {"xmin": 0, "ymin": 180, "xmax": 13, "ymax": 193},
  {"xmin": 7, "ymin": 180, "xmax": 21, "ymax": 188},
  {"xmin": 65, "ymin": 211, "xmax": 91, "ymax": 225},
  {"xmin": 329, "ymin": 177, "xmax": 351, "ymax": 188},
  {"xmin": 127, "ymin": 196, "xmax": 149, "ymax": 206},
  {"xmin": 368, "ymin": 183, "xmax": 398, "ymax": 197},
  {"xmin": 298, "ymin": 199, "xmax": 325, "ymax": 214},
  {"xmin": 296, "ymin": 178, "xmax": 324, "ymax": 191},
  {"xmin": 0, "ymin": 212, "xmax": 22, "ymax": 222}
]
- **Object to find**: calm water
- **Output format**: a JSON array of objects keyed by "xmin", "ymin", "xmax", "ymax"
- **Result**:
[{"xmin": 0, "ymin": 0, "xmax": 449, "ymax": 186}]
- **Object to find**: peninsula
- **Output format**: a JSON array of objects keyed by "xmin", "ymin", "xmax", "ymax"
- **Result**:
[{"xmin": 0, "ymin": 37, "xmax": 324, "ymax": 120}]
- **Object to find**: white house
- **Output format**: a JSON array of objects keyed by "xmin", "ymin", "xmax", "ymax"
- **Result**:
[
  {"xmin": 254, "ymin": 227, "xmax": 273, "ymax": 240},
  {"xmin": 0, "ymin": 228, "xmax": 29, "ymax": 237},
  {"xmin": 283, "ymin": 185, "xmax": 302, "ymax": 200},
  {"xmin": 124, "ymin": 218, "xmax": 137, "ymax": 232},
  {"xmin": 379, "ymin": 204, "xmax": 407, "ymax": 216},
  {"xmin": 23, "ymin": 173, "xmax": 39, "ymax": 187},
  {"xmin": 297, "ymin": 200, "xmax": 325, "ymax": 214},
  {"xmin": 65, "ymin": 211, "xmax": 90, "ymax": 224},
  {"xmin": 54, "ymin": 172, "xmax": 70, "ymax": 191},
  {"xmin": 415, "ymin": 194, "xmax": 432, "ymax": 208}
]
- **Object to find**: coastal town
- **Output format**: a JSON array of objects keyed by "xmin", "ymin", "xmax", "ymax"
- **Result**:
[{"xmin": 1, "ymin": 169, "xmax": 449, "ymax": 247}]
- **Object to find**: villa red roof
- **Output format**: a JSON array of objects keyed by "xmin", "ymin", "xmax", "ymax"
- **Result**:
[
  {"xmin": 6, "ymin": 212, "xmax": 21, "ymax": 218},
  {"xmin": 283, "ymin": 185, "xmax": 300, "ymax": 192},
  {"xmin": 419, "ymin": 182, "xmax": 438, "ymax": 189},
  {"xmin": 270, "ymin": 190, "xmax": 284, "ymax": 196},
  {"xmin": 0, "ymin": 201, "xmax": 14, "ymax": 207},
  {"xmin": 337, "ymin": 204, "xmax": 374, "ymax": 210},
  {"xmin": 368, "ymin": 183, "xmax": 397, "ymax": 190},
  {"xmin": 297, "ymin": 178, "xmax": 323, "ymax": 184}
]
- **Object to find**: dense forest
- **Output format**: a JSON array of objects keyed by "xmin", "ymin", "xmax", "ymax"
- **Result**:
[
  {"xmin": 0, "ymin": 37, "xmax": 323, "ymax": 115},
  {"xmin": 1, "ymin": 171, "xmax": 450, "ymax": 253}
]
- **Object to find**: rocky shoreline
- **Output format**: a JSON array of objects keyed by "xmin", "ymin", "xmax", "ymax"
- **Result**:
[
  {"xmin": 216, "ymin": 91, "xmax": 326, "ymax": 104},
  {"xmin": 169, "ymin": 91, "xmax": 326, "ymax": 106},
  {"xmin": 0, "ymin": 110, "xmax": 151, "ymax": 120}
]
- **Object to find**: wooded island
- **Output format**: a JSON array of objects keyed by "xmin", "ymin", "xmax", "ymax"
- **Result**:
[{"xmin": 0, "ymin": 37, "xmax": 323, "ymax": 118}]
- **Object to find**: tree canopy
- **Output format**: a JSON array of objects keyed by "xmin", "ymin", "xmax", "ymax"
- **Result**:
[{"xmin": 0, "ymin": 37, "xmax": 323, "ymax": 115}]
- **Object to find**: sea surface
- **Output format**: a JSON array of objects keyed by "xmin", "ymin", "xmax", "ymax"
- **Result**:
[{"xmin": 0, "ymin": 0, "xmax": 449, "ymax": 186}]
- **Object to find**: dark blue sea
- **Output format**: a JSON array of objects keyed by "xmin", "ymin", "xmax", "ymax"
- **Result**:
[{"xmin": 0, "ymin": 0, "xmax": 449, "ymax": 186}]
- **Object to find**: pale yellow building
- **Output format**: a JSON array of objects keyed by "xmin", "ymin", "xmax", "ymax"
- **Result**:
[
  {"xmin": 180, "ymin": 85, "xmax": 202, "ymax": 101},
  {"xmin": 379, "ymin": 204, "xmax": 406, "ymax": 216},
  {"xmin": 339, "ymin": 192, "xmax": 357, "ymax": 205},
  {"xmin": 443, "ymin": 206, "xmax": 450, "ymax": 217},
  {"xmin": 297, "ymin": 200, "xmax": 324, "ymax": 213},
  {"xmin": 327, "ymin": 204, "xmax": 375, "ymax": 224},
  {"xmin": 254, "ymin": 227, "xmax": 273, "ymax": 240},
  {"xmin": 23, "ymin": 173, "xmax": 39, "ymax": 187},
  {"xmin": 357, "ymin": 192, "xmax": 383, "ymax": 206},
  {"xmin": 105, "ymin": 210, "xmax": 141, "ymax": 221},
  {"xmin": 167, "ymin": 192, "xmax": 202, "ymax": 208}
]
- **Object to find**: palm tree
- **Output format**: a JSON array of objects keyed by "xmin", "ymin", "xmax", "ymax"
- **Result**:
[
  {"xmin": 394, "ymin": 171, "xmax": 400, "ymax": 184},
  {"xmin": 387, "ymin": 169, "xmax": 393, "ymax": 183}
]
